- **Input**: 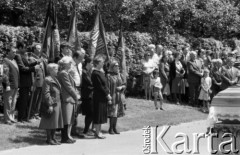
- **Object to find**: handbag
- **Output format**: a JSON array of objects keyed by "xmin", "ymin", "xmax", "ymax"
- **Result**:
[
  {"xmin": 163, "ymin": 83, "xmax": 170, "ymax": 95},
  {"xmin": 40, "ymin": 103, "xmax": 54, "ymax": 118}
]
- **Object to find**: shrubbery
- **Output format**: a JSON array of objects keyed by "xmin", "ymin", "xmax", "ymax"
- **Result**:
[
  {"xmin": 0, "ymin": 25, "xmax": 42, "ymax": 53},
  {"xmin": 2, "ymin": 24, "xmax": 240, "ymax": 96}
]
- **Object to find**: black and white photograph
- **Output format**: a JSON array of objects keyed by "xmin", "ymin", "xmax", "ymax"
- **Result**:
[{"xmin": 0, "ymin": 0, "xmax": 240, "ymax": 154}]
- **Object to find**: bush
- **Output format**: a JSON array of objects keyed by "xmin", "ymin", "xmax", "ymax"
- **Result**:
[
  {"xmin": 0, "ymin": 25, "xmax": 43, "ymax": 53},
  {"xmin": 190, "ymin": 37, "xmax": 224, "ymax": 52}
]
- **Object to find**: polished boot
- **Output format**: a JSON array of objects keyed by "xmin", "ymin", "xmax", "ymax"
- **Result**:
[
  {"xmin": 113, "ymin": 117, "xmax": 120, "ymax": 134},
  {"xmin": 108, "ymin": 117, "xmax": 114, "ymax": 135}
]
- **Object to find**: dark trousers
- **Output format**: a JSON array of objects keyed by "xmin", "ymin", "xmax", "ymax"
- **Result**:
[
  {"xmin": 183, "ymin": 87, "xmax": 189, "ymax": 103},
  {"xmin": 30, "ymin": 87, "xmax": 42, "ymax": 117},
  {"xmin": 188, "ymin": 82, "xmax": 200, "ymax": 106},
  {"xmin": 17, "ymin": 87, "xmax": 31, "ymax": 121}
]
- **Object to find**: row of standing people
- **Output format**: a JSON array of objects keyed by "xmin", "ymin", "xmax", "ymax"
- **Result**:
[
  {"xmin": 141, "ymin": 44, "xmax": 240, "ymax": 112},
  {"xmin": 2, "ymin": 41, "xmax": 126, "ymax": 145},
  {"xmin": 39, "ymin": 55, "xmax": 126, "ymax": 145}
]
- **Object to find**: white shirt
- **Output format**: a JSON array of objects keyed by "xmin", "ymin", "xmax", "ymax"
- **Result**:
[
  {"xmin": 152, "ymin": 53, "xmax": 160, "ymax": 67},
  {"xmin": 150, "ymin": 77, "xmax": 162, "ymax": 89},
  {"xmin": 70, "ymin": 60, "xmax": 82, "ymax": 87},
  {"xmin": 142, "ymin": 59, "xmax": 155, "ymax": 74}
]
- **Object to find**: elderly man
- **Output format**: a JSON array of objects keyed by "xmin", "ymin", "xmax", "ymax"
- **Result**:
[
  {"xmin": 69, "ymin": 48, "xmax": 85, "ymax": 137},
  {"xmin": 29, "ymin": 44, "xmax": 48, "ymax": 120},
  {"xmin": 15, "ymin": 41, "xmax": 40, "ymax": 123},
  {"xmin": 3, "ymin": 47, "xmax": 19, "ymax": 124},
  {"xmin": 221, "ymin": 58, "xmax": 240, "ymax": 90},
  {"xmin": 187, "ymin": 51, "xmax": 203, "ymax": 106}
]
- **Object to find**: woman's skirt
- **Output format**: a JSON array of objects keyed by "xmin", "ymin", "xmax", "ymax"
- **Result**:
[
  {"xmin": 81, "ymin": 98, "xmax": 93, "ymax": 117},
  {"xmin": 62, "ymin": 102, "xmax": 75, "ymax": 125},
  {"xmin": 93, "ymin": 100, "xmax": 108, "ymax": 124},
  {"xmin": 171, "ymin": 77, "xmax": 185, "ymax": 94},
  {"xmin": 39, "ymin": 103, "xmax": 64, "ymax": 129}
]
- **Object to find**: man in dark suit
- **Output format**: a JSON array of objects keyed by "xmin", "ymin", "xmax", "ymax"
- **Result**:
[
  {"xmin": 3, "ymin": 47, "xmax": 19, "ymax": 124},
  {"xmin": 187, "ymin": 51, "xmax": 203, "ymax": 106},
  {"xmin": 29, "ymin": 43, "xmax": 48, "ymax": 119},
  {"xmin": 221, "ymin": 58, "xmax": 240, "ymax": 90},
  {"xmin": 181, "ymin": 47, "xmax": 190, "ymax": 103},
  {"xmin": 15, "ymin": 41, "xmax": 40, "ymax": 122},
  {"xmin": 54, "ymin": 42, "xmax": 72, "ymax": 63}
]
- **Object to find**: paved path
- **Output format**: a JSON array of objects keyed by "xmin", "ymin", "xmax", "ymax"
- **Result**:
[{"xmin": 0, "ymin": 120, "xmax": 211, "ymax": 155}]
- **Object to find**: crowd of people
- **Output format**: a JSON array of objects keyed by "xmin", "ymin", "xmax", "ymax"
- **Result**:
[
  {"xmin": 1, "ymin": 40, "xmax": 240, "ymax": 145},
  {"xmin": 1, "ymin": 41, "xmax": 126, "ymax": 145},
  {"xmin": 140, "ymin": 44, "xmax": 240, "ymax": 112}
]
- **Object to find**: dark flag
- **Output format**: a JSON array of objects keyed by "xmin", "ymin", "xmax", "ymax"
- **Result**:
[
  {"xmin": 117, "ymin": 25, "xmax": 127, "ymax": 83},
  {"xmin": 41, "ymin": 0, "xmax": 60, "ymax": 62},
  {"xmin": 67, "ymin": 0, "xmax": 81, "ymax": 53},
  {"xmin": 88, "ymin": 6, "xmax": 109, "ymax": 60}
]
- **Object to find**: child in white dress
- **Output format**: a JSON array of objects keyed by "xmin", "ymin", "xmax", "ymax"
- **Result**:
[
  {"xmin": 150, "ymin": 69, "xmax": 164, "ymax": 110},
  {"xmin": 198, "ymin": 69, "xmax": 212, "ymax": 113}
]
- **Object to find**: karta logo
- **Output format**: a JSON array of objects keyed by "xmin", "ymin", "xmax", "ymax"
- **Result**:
[{"xmin": 142, "ymin": 126, "xmax": 239, "ymax": 154}]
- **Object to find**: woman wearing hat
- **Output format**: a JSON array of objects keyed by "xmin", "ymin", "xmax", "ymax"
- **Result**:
[
  {"xmin": 107, "ymin": 60, "xmax": 126, "ymax": 134},
  {"xmin": 58, "ymin": 56, "xmax": 80, "ymax": 143}
]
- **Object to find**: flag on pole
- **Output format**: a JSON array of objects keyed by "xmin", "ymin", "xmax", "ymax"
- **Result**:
[
  {"xmin": 117, "ymin": 24, "xmax": 127, "ymax": 83},
  {"xmin": 67, "ymin": 0, "xmax": 81, "ymax": 53},
  {"xmin": 88, "ymin": 6, "xmax": 109, "ymax": 60},
  {"xmin": 41, "ymin": 0, "xmax": 60, "ymax": 62}
]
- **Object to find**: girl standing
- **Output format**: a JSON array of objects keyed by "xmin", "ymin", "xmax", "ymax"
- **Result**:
[
  {"xmin": 150, "ymin": 69, "xmax": 164, "ymax": 110},
  {"xmin": 198, "ymin": 69, "xmax": 212, "ymax": 113}
]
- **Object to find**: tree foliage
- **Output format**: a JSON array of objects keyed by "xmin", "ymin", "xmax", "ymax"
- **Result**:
[{"xmin": 1, "ymin": 0, "xmax": 240, "ymax": 42}]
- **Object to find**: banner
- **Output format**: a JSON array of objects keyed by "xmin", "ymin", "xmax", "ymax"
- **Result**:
[
  {"xmin": 88, "ymin": 6, "xmax": 109, "ymax": 60},
  {"xmin": 67, "ymin": 0, "xmax": 81, "ymax": 53},
  {"xmin": 117, "ymin": 25, "xmax": 127, "ymax": 82},
  {"xmin": 41, "ymin": 0, "xmax": 60, "ymax": 62}
]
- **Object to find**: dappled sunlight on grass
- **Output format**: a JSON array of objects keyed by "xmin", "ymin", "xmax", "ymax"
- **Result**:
[{"xmin": 0, "ymin": 97, "xmax": 207, "ymax": 151}]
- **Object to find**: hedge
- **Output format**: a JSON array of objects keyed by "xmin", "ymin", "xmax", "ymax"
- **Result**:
[{"xmin": 1, "ymin": 25, "xmax": 240, "ymax": 96}]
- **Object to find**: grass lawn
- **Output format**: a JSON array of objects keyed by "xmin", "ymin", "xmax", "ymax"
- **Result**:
[{"xmin": 0, "ymin": 98, "xmax": 207, "ymax": 151}]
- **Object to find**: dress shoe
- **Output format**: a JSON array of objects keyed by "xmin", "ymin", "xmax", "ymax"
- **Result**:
[
  {"xmin": 46, "ymin": 140, "xmax": 58, "ymax": 145},
  {"xmin": 11, "ymin": 119, "xmax": 17, "ymax": 123},
  {"xmin": 52, "ymin": 139, "xmax": 61, "ymax": 145},
  {"xmin": 5, "ymin": 121, "xmax": 12, "ymax": 125},
  {"xmin": 70, "ymin": 139, "xmax": 76, "ymax": 143},
  {"xmin": 94, "ymin": 134, "xmax": 106, "ymax": 139},
  {"xmin": 84, "ymin": 131, "xmax": 95, "ymax": 136},
  {"xmin": 61, "ymin": 139, "xmax": 74, "ymax": 144},
  {"xmin": 108, "ymin": 129, "xmax": 114, "ymax": 135},
  {"xmin": 34, "ymin": 115, "xmax": 41, "ymax": 120}
]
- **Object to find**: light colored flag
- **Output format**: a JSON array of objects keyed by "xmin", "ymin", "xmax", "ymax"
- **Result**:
[{"xmin": 88, "ymin": 6, "xmax": 109, "ymax": 60}]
